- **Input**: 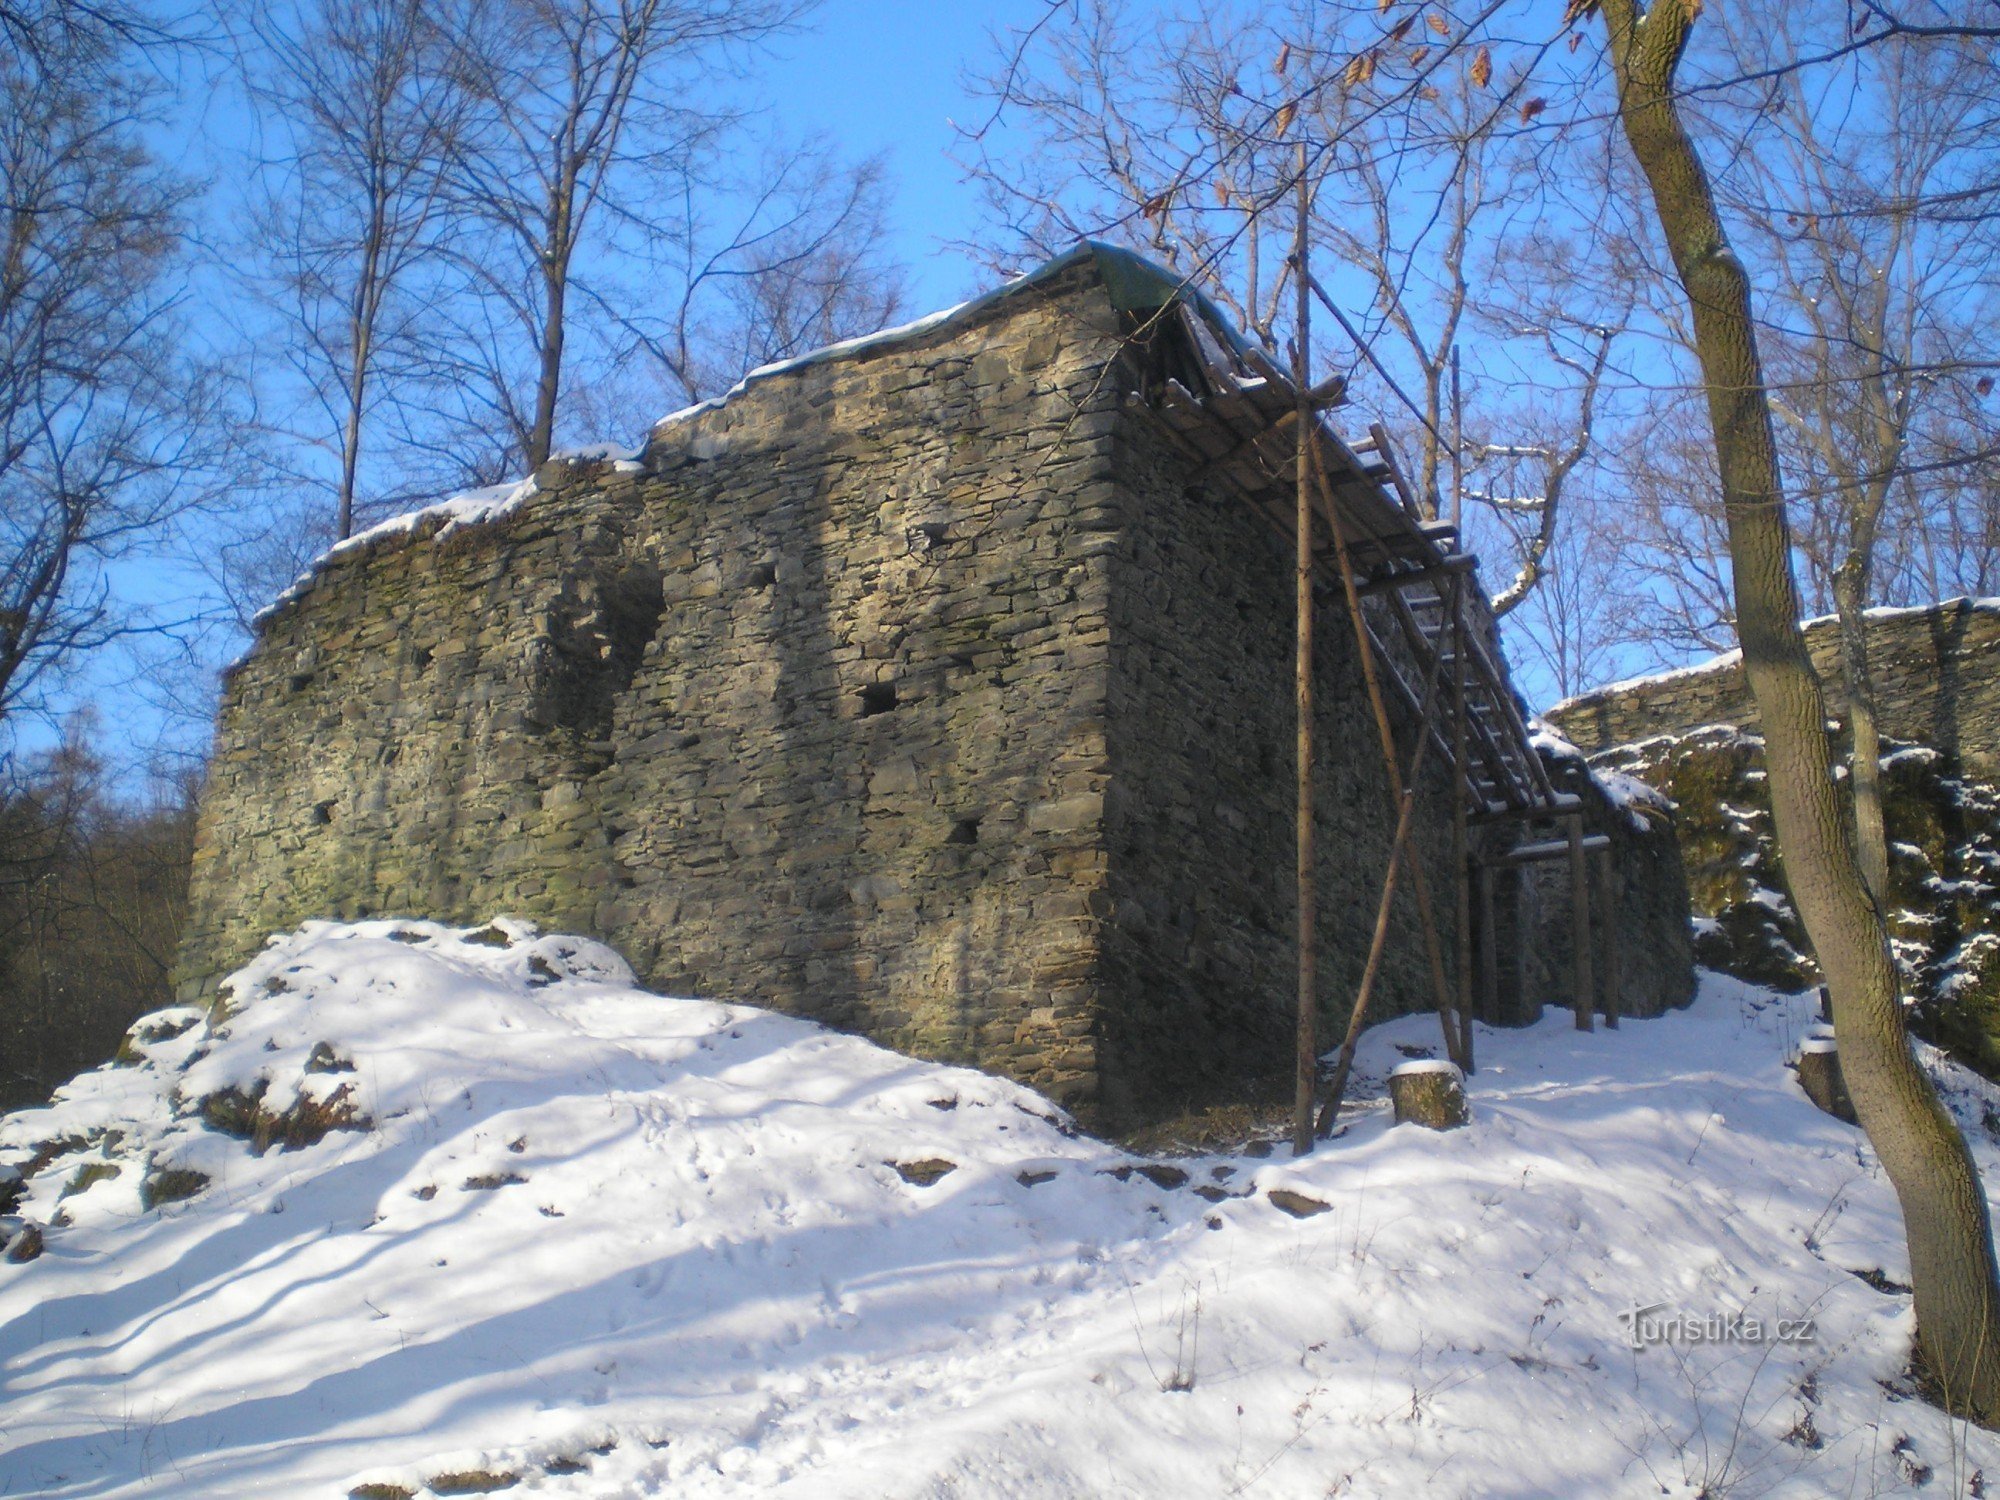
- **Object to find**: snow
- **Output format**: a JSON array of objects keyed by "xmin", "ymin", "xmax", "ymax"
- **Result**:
[
  {"xmin": 1547, "ymin": 597, "xmax": 2000, "ymax": 717},
  {"xmin": 1547, "ymin": 650, "xmax": 1745, "ymax": 714},
  {"xmin": 647, "ymin": 240, "xmax": 1254, "ymax": 441},
  {"xmin": 1796, "ymin": 595, "xmax": 2000, "ymax": 632},
  {"xmin": 1528, "ymin": 720, "xmax": 1675, "ymax": 831},
  {"xmin": 1388, "ymin": 1058, "xmax": 1463, "ymax": 1077},
  {"xmin": 645, "ymin": 248, "xmax": 1100, "ymax": 436},
  {"xmin": 250, "ymin": 444, "xmax": 647, "ymax": 629},
  {"xmin": 5, "ymin": 921, "xmax": 2000, "ymax": 1497},
  {"xmin": 251, "ymin": 476, "xmax": 541, "ymax": 627}
]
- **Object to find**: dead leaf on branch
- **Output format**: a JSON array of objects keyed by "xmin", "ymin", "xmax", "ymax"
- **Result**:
[
  {"xmin": 1470, "ymin": 45, "xmax": 1492, "ymax": 88},
  {"xmin": 1519, "ymin": 96, "xmax": 1547, "ymax": 123},
  {"xmin": 1274, "ymin": 41, "xmax": 1291, "ymax": 76},
  {"xmin": 1273, "ymin": 100, "xmax": 1297, "ymax": 136},
  {"xmin": 1427, "ymin": 11, "xmax": 1451, "ymax": 35},
  {"xmin": 1344, "ymin": 50, "xmax": 1377, "ymax": 86}
]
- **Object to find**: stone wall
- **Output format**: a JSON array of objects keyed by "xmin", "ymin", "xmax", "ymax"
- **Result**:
[
  {"xmin": 1506, "ymin": 751, "xmax": 1697, "ymax": 1025},
  {"xmin": 1093, "ymin": 399, "xmax": 1461, "ymax": 1120},
  {"xmin": 1546, "ymin": 599, "xmax": 2000, "ymax": 778},
  {"xmin": 184, "ymin": 260, "xmax": 1138, "ymax": 1115},
  {"xmin": 180, "ymin": 248, "xmax": 1689, "ymax": 1129}
]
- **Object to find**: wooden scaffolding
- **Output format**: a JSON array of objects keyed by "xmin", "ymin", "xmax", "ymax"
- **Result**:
[{"xmin": 1114, "ymin": 275, "xmax": 1617, "ymax": 1151}]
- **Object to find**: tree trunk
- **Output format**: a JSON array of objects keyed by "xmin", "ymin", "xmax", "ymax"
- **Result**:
[
  {"xmin": 1831, "ymin": 582, "xmax": 1891, "ymax": 904},
  {"xmin": 529, "ymin": 265, "xmax": 566, "ymax": 470},
  {"xmin": 1601, "ymin": 0, "xmax": 2000, "ymax": 1423}
]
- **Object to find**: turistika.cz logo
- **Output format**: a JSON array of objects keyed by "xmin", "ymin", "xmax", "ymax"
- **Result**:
[{"xmin": 1616, "ymin": 1302, "xmax": 1818, "ymax": 1351}]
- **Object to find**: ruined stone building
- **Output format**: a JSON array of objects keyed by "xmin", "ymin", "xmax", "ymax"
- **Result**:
[{"xmin": 177, "ymin": 244, "xmax": 1690, "ymax": 1128}]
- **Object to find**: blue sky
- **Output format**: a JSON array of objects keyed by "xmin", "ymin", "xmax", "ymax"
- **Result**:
[
  {"xmin": 759, "ymin": 1, "xmax": 1048, "ymax": 316},
  {"xmin": 58, "ymin": 3, "xmax": 1066, "ymax": 776}
]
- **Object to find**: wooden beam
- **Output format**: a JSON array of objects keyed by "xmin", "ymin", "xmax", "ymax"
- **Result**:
[
  {"xmin": 1451, "ymin": 576, "xmax": 1475, "ymax": 1071},
  {"xmin": 1291, "ymin": 153, "xmax": 1317, "ymax": 1161},
  {"xmin": 1597, "ymin": 843, "xmax": 1621, "ymax": 1030},
  {"xmin": 1306, "ymin": 436, "xmax": 1467, "ymax": 1070},
  {"xmin": 1488, "ymin": 833, "xmax": 1612, "ymax": 865},
  {"xmin": 1567, "ymin": 813, "xmax": 1595, "ymax": 1033},
  {"xmin": 1356, "ymin": 554, "xmax": 1479, "ymax": 598}
]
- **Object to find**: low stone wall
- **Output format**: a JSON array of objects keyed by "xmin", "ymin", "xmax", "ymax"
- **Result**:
[{"xmin": 1546, "ymin": 599, "xmax": 2000, "ymax": 779}]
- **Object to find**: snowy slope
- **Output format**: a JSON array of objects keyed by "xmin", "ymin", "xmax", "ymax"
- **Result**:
[{"xmin": 3, "ymin": 920, "xmax": 1999, "ymax": 1498}]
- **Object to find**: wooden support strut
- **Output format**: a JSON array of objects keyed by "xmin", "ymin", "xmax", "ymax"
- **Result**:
[
  {"xmin": 1306, "ymin": 435, "xmax": 1468, "ymax": 1070},
  {"xmin": 1316, "ymin": 601, "xmax": 1454, "ymax": 1137},
  {"xmin": 1566, "ymin": 812, "xmax": 1595, "ymax": 1033},
  {"xmin": 1596, "ymin": 842, "xmax": 1621, "ymax": 1030},
  {"xmin": 1451, "ymin": 572, "xmax": 1475, "ymax": 1071},
  {"xmin": 1291, "ymin": 153, "xmax": 1317, "ymax": 1161},
  {"xmin": 1354, "ymin": 554, "xmax": 1479, "ymax": 599}
]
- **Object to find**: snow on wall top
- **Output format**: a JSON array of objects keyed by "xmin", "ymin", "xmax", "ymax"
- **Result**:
[
  {"xmin": 242, "ymin": 242, "xmax": 1244, "ymax": 637},
  {"xmin": 1546, "ymin": 595, "xmax": 2000, "ymax": 719},
  {"xmin": 246, "ymin": 444, "xmax": 646, "ymax": 635}
]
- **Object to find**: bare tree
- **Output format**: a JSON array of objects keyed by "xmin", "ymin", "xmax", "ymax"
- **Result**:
[
  {"xmin": 1496, "ymin": 488, "xmax": 1628, "ymax": 700},
  {"xmin": 242, "ymin": 0, "xmax": 474, "ymax": 541},
  {"xmin": 1598, "ymin": 0, "xmax": 2000, "ymax": 1423},
  {"xmin": 642, "ymin": 142, "xmax": 906, "ymax": 405},
  {"xmin": 433, "ymin": 0, "xmax": 832, "ymax": 470},
  {"xmin": 959, "ymin": 0, "xmax": 1609, "ymax": 615},
  {"xmin": 0, "ymin": 15, "xmax": 221, "ymax": 737},
  {"xmin": 1471, "ymin": 321, "xmax": 1620, "ymax": 618},
  {"xmin": 0, "ymin": 722, "xmax": 196, "ymax": 1109},
  {"xmin": 1719, "ymin": 12, "xmax": 1999, "ymax": 901}
]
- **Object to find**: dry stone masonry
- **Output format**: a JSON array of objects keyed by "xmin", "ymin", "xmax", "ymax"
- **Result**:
[
  {"xmin": 180, "ymin": 246, "xmax": 1691, "ymax": 1128},
  {"xmin": 1544, "ymin": 600, "xmax": 2000, "ymax": 1083},
  {"xmin": 1547, "ymin": 599, "xmax": 2000, "ymax": 778}
]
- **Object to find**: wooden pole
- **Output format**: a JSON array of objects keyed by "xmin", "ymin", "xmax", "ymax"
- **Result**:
[
  {"xmin": 1449, "ymin": 343, "xmax": 1464, "ymax": 531},
  {"xmin": 1315, "ymin": 633, "xmax": 1450, "ymax": 1138},
  {"xmin": 1291, "ymin": 147, "xmax": 1317, "ymax": 1159},
  {"xmin": 1477, "ymin": 861, "xmax": 1498, "ymax": 1024},
  {"xmin": 1306, "ymin": 440, "xmax": 1466, "ymax": 1069},
  {"xmin": 1566, "ymin": 812, "xmax": 1595, "ymax": 1032},
  {"xmin": 1316, "ymin": 790, "xmax": 1416, "ymax": 1137},
  {"xmin": 1597, "ymin": 844, "xmax": 1621, "ymax": 1029},
  {"xmin": 1451, "ymin": 578, "xmax": 1474, "ymax": 1070}
]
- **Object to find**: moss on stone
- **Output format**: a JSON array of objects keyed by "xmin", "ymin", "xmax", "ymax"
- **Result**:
[
  {"xmin": 427, "ymin": 1470, "xmax": 519, "ymax": 1494},
  {"xmin": 60, "ymin": 1161, "xmax": 122, "ymax": 1199},
  {"xmin": 140, "ymin": 1165, "xmax": 209, "ymax": 1210}
]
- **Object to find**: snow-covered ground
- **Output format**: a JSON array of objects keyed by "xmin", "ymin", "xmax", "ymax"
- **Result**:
[{"xmin": 3, "ymin": 920, "xmax": 1998, "ymax": 1498}]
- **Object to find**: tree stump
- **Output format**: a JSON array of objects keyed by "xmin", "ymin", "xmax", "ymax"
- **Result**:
[
  {"xmin": 1797, "ymin": 1038, "xmax": 1857, "ymax": 1124},
  {"xmin": 1389, "ymin": 1061, "xmax": 1469, "ymax": 1130}
]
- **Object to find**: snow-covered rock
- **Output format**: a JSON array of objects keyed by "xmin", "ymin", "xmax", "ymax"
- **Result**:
[{"xmin": 2, "ymin": 920, "xmax": 1997, "ymax": 1497}]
